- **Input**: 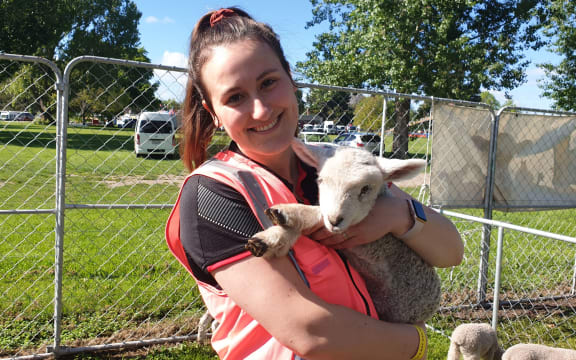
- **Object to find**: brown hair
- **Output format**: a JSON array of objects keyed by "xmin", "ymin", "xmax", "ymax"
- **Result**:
[{"xmin": 180, "ymin": 7, "xmax": 293, "ymax": 171}]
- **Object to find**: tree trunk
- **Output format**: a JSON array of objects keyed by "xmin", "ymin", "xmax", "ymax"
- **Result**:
[{"xmin": 392, "ymin": 98, "xmax": 411, "ymax": 159}]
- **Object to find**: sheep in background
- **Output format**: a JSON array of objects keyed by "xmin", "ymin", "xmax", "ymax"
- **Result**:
[
  {"xmin": 245, "ymin": 138, "xmax": 441, "ymax": 324},
  {"xmin": 502, "ymin": 344, "xmax": 576, "ymax": 360},
  {"xmin": 447, "ymin": 323, "xmax": 503, "ymax": 360}
]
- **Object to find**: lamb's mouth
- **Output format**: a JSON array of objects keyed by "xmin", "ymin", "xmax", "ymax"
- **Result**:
[{"xmin": 250, "ymin": 113, "xmax": 281, "ymax": 132}]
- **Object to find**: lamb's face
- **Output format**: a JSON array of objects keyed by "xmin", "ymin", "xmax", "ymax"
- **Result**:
[{"xmin": 317, "ymin": 149, "xmax": 385, "ymax": 232}]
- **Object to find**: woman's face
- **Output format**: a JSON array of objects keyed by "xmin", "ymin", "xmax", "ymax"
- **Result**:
[{"xmin": 201, "ymin": 40, "xmax": 298, "ymax": 165}]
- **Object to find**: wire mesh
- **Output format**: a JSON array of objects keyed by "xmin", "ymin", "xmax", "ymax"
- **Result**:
[{"xmin": 0, "ymin": 54, "xmax": 575, "ymax": 358}]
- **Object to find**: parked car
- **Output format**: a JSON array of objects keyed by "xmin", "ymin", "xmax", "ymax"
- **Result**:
[
  {"xmin": 117, "ymin": 114, "xmax": 138, "ymax": 128},
  {"xmin": 333, "ymin": 132, "xmax": 382, "ymax": 154},
  {"xmin": 134, "ymin": 112, "xmax": 178, "ymax": 158},
  {"xmin": 301, "ymin": 124, "xmax": 314, "ymax": 133},
  {"xmin": 312, "ymin": 124, "xmax": 324, "ymax": 132},
  {"xmin": 14, "ymin": 112, "xmax": 34, "ymax": 121},
  {"xmin": 1, "ymin": 110, "xmax": 23, "ymax": 121}
]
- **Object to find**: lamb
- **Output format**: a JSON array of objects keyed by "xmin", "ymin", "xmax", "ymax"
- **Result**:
[
  {"xmin": 446, "ymin": 323, "xmax": 504, "ymax": 360},
  {"xmin": 245, "ymin": 138, "xmax": 441, "ymax": 324},
  {"xmin": 502, "ymin": 344, "xmax": 576, "ymax": 360}
]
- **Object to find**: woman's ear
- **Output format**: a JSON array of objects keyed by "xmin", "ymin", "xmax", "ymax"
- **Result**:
[{"xmin": 202, "ymin": 100, "xmax": 219, "ymax": 127}]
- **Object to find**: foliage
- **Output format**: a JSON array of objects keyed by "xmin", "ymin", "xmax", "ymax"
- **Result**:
[
  {"xmin": 480, "ymin": 91, "xmax": 515, "ymax": 110},
  {"xmin": 0, "ymin": 0, "xmax": 155, "ymax": 121},
  {"xmin": 298, "ymin": 0, "xmax": 547, "ymax": 156},
  {"xmin": 0, "ymin": 0, "xmax": 145, "ymax": 63},
  {"xmin": 296, "ymin": 89, "xmax": 306, "ymax": 114},
  {"xmin": 305, "ymin": 89, "xmax": 353, "ymax": 125},
  {"xmin": 299, "ymin": 0, "xmax": 546, "ymax": 98},
  {"xmin": 352, "ymin": 95, "xmax": 398, "ymax": 132},
  {"xmin": 0, "ymin": 63, "xmax": 58, "ymax": 122},
  {"xmin": 539, "ymin": 0, "xmax": 576, "ymax": 111},
  {"xmin": 353, "ymin": 95, "xmax": 383, "ymax": 131}
]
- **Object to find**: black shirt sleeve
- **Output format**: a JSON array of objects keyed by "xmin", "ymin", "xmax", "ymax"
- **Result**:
[
  {"xmin": 178, "ymin": 155, "xmax": 319, "ymax": 289},
  {"xmin": 179, "ymin": 175, "xmax": 263, "ymax": 288}
]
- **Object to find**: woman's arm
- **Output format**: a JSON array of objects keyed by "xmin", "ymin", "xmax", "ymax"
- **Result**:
[
  {"xmin": 310, "ymin": 184, "xmax": 463, "ymax": 268},
  {"xmin": 213, "ymin": 254, "xmax": 425, "ymax": 360}
]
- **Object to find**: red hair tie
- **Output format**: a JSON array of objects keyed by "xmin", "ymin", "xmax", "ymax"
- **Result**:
[{"xmin": 210, "ymin": 9, "xmax": 237, "ymax": 27}]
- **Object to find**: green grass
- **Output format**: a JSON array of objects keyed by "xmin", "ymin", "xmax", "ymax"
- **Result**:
[{"xmin": 1, "ymin": 122, "xmax": 574, "ymax": 359}]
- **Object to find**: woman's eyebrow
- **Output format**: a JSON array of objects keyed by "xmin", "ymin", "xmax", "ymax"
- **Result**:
[
  {"xmin": 221, "ymin": 68, "xmax": 280, "ymax": 97},
  {"xmin": 256, "ymin": 68, "xmax": 279, "ymax": 81}
]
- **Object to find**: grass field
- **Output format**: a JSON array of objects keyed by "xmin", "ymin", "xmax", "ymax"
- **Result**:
[{"xmin": 1, "ymin": 121, "xmax": 574, "ymax": 359}]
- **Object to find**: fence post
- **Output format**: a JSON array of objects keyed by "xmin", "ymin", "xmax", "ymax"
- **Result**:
[
  {"xmin": 477, "ymin": 108, "xmax": 500, "ymax": 303},
  {"xmin": 379, "ymin": 97, "xmax": 387, "ymax": 157},
  {"xmin": 53, "ymin": 70, "xmax": 68, "ymax": 356},
  {"xmin": 570, "ymin": 253, "xmax": 576, "ymax": 295},
  {"xmin": 491, "ymin": 226, "xmax": 504, "ymax": 330}
]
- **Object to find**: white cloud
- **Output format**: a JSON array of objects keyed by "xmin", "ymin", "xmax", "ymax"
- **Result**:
[
  {"xmin": 160, "ymin": 51, "xmax": 187, "ymax": 68},
  {"xmin": 153, "ymin": 51, "xmax": 188, "ymax": 101},
  {"xmin": 144, "ymin": 15, "xmax": 175, "ymax": 24},
  {"xmin": 145, "ymin": 16, "xmax": 159, "ymax": 23}
]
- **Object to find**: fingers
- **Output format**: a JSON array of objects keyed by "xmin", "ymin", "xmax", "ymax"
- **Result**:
[{"xmin": 311, "ymin": 228, "xmax": 356, "ymax": 248}]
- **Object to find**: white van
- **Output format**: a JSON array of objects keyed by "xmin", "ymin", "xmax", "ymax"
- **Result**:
[
  {"xmin": 0, "ymin": 111, "xmax": 18, "ymax": 121},
  {"xmin": 134, "ymin": 112, "xmax": 178, "ymax": 157}
]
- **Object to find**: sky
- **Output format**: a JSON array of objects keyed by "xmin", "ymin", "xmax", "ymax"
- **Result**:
[{"xmin": 134, "ymin": 0, "xmax": 559, "ymax": 110}]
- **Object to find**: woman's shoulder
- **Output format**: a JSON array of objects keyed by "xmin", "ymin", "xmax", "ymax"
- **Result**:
[{"xmin": 182, "ymin": 173, "xmax": 247, "ymax": 204}]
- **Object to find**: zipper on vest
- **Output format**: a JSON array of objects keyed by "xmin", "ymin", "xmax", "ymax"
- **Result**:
[{"xmin": 336, "ymin": 250, "xmax": 371, "ymax": 318}]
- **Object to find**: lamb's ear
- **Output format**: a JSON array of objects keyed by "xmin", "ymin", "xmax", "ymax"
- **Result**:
[
  {"xmin": 376, "ymin": 158, "xmax": 427, "ymax": 182},
  {"xmin": 291, "ymin": 137, "xmax": 337, "ymax": 169}
]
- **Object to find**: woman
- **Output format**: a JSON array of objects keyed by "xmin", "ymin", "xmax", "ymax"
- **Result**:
[{"xmin": 166, "ymin": 7, "xmax": 463, "ymax": 360}]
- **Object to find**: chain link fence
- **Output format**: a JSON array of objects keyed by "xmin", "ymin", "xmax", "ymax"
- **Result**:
[{"xmin": 1, "ymin": 54, "xmax": 575, "ymax": 359}]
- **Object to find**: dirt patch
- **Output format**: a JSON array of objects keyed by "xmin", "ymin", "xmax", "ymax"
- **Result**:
[
  {"xmin": 439, "ymin": 287, "xmax": 576, "ymax": 322},
  {"xmin": 99, "ymin": 175, "xmax": 186, "ymax": 188}
]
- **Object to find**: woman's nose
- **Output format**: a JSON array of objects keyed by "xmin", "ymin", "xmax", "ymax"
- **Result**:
[{"xmin": 251, "ymin": 97, "xmax": 272, "ymax": 120}]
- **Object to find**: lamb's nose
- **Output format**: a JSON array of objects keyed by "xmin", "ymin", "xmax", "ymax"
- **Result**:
[{"xmin": 329, "ymin": 216, "xmax": 344, "ymax": 227}]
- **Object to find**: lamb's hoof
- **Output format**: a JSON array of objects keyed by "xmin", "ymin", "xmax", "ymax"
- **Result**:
[
  {"xmin": 246, "ymin": 238, "xmax": 268, "ymax": 257},
  {"xmin": 265, "ymin": 208, "xmax": 287, "ymax": 226}
]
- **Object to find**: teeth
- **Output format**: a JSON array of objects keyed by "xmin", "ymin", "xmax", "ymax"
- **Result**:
[{"xmin": 254, "ymin": 117, "xmax": 278, "ymax": 132}]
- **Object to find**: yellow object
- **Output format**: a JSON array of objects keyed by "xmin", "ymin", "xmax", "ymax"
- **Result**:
[{"xmin": 410, "ymin": 325, "xmax": 427, "ymax": 360}]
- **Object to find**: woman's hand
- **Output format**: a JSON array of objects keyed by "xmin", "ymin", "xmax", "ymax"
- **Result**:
[
  {"xmin": 305, "ymin": 183, "xmax": 464, "ymax": 268},
  {"xmin": 306, "ymin": 195, "xmax": 410, "ymax": 249}
]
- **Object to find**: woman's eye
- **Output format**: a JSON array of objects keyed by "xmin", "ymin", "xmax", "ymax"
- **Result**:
[
  {"xmin": 359, "ymin": 185, "xmax": 371, "ymax": 197},
  {"xmin": 226, "ymin": 94, "xmax": 243, "ymax": 105},
  {"xmin": 261, "ymin": 78, "xmax": 277, "ymax": 89}
]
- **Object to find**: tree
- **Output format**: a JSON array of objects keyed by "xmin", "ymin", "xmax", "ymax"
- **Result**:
[
  {"xmin": 0, "ymin": 0, "xmax": 144, "ymax": 61},
  {"xmin": 352, "ymin": 95, "xmax": 397, "ymax": 132},
  {"xmin": 0, "ymin": 0, "xmax": 153, "ymax": 121},
  {"xmin": 298, "ymin": 0, "xmax": 546, "ymax": 157},
  {"xmin": 480, "ymin": 91, "xmax": 515, "ymax": 110},
  {"xmin": 305, "ymin": 89, "xmax": 354, "ymax": 125},
  {"xmin": 539, "ymin": 0, "xmax": 576, "ymax": 111}
]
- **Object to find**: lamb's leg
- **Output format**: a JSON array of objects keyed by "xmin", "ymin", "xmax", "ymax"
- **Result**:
[
  {"xmin": 265, "ymin": 203, "xmax": 322, "ymax": 231},
  {"xmin": 197, "ymin": 311, "xmax": 213, "ymax": 345},
  {"xmin": 246, "ymin": 204, "xmax": 321, "ymax": 258},
  {"xmin": 460, "ymin": 350, "xmax": 482, "ymax": 360}
]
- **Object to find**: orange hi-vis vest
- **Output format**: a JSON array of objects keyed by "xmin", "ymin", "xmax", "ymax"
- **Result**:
[{"xmin": 166, "ymin": 150, "xmax": 378, "ymax": 359}]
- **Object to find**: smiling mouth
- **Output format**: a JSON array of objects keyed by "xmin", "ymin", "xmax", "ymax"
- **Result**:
[{"xmin": 251, "ymin": 114, "xmax": 280, "ymax": 132}]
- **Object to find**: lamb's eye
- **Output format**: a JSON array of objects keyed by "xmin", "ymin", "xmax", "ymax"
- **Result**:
[{"xmin": 359, "ymin": 185, "xmax": 371, "ymax": 197}]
